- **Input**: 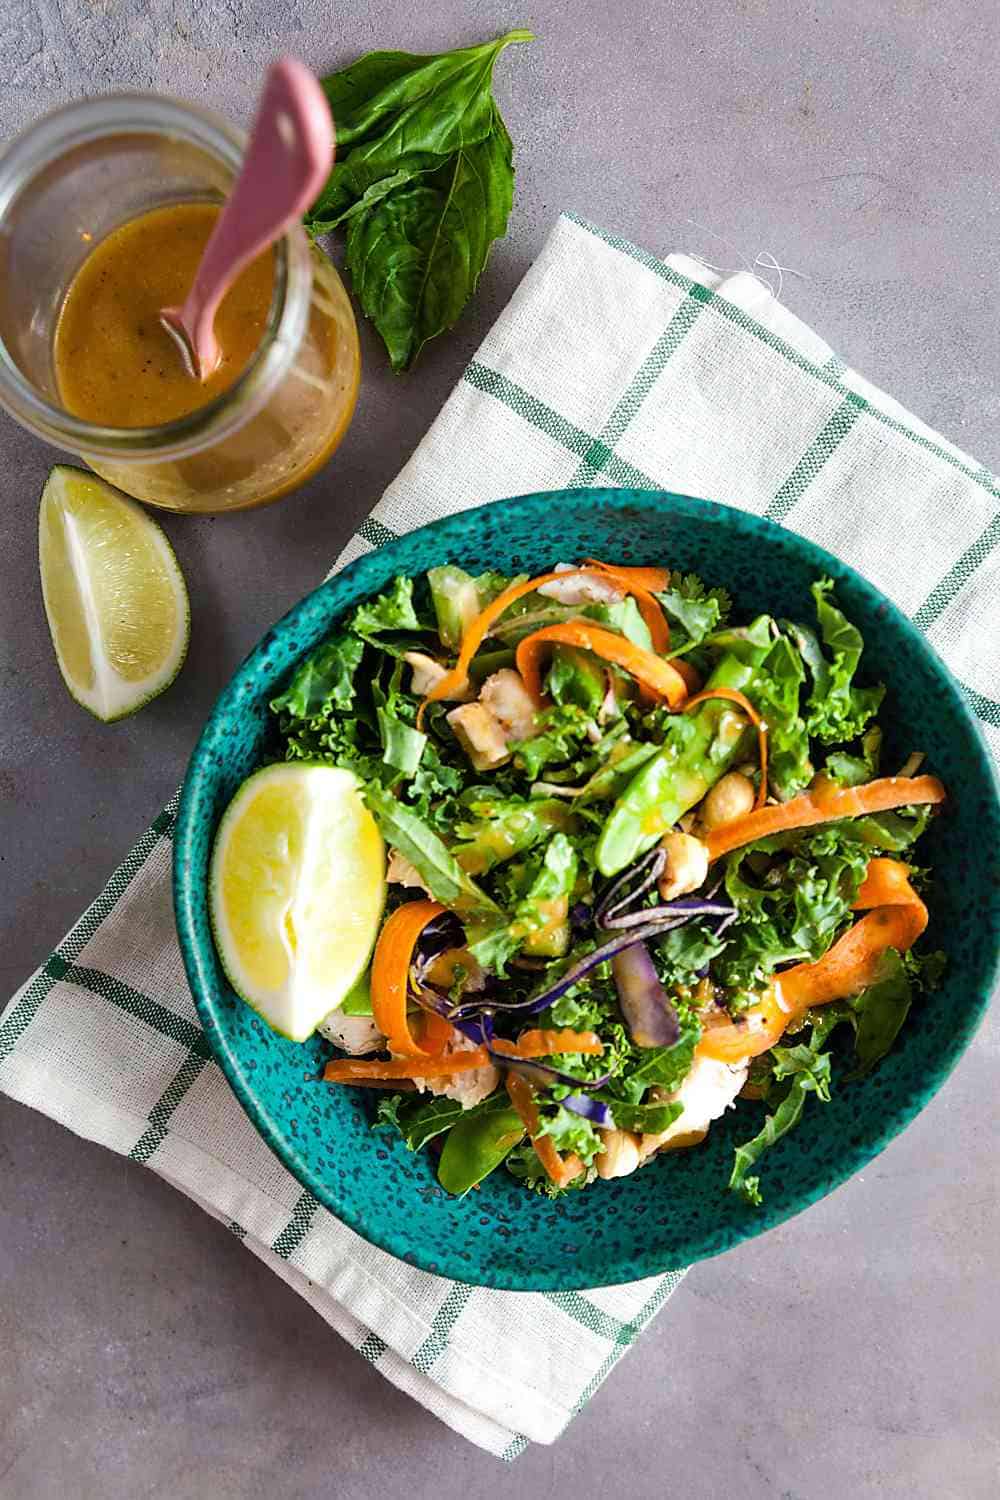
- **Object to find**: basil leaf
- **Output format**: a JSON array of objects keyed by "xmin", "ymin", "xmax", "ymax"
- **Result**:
[
  {"xmin": 345, "ymin": 119, "xmax": 515, "ymax": 371},
  {"xmin": 308, "ymin": 31, "xmax": 532, "ymax": 231}
]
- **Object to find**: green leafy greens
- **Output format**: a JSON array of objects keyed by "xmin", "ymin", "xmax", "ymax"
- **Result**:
[
  {"xmin": 264, "ymin": 555, "xmax": 944, "ymax": 1208},
  {"xmin": 307, "ymin": 32, "xmax": 533, "ymax": 370},
  {"xmin": 791, "ymin": 579, "xmax": 885, "ymax": 745}
]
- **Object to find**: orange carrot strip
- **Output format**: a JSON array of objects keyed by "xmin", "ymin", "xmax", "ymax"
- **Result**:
[
  {"xmin": 506, "ymin": 1072, "xmax": 584, "ymax": 1189},
  {"xmin": 684, "ymin": 685, "xmax": 769, "ymax": 806},
  {"xmin": 696, "ymin": 990, "xmax": 789, "ymax": 1063},
  {"xmin": 703, "ymin": 774, "xmax": 946, "ymax": 861},
  {"xmin": 419, "ymin": 565, "xmax": 675, "ymax": 723},
  {"xmin": 323, "ymin": 1049, "xmax": 489, "ymax": 1083},
  {"xmin": 582, "ymin": 558, "xmax": 671, "ymax": 592},
  {"xmin": 515, "ymin": 621, "xmax": 689, "ymax": 708},
  {"xmin": 370, "ymin": 900, "xmax": 447, "ymax": 1058},
  {"xmin": 852, "ymin": 856, "xmax": 921, "ymax": 909},
  {"xmin": 697, "ymin": 859, "xmax": 927, "ymax": 1063},
  {"xmin": 494, "ymin": 1028, "xmax": 604, "ymax": 1059},
  {"xmin": 672, "ymin": 657, "xmax": 703, "ymax": 695},
  {"xmin": 323, "ymin": 1027, "xmax": 604, "ymax": 1085},
  {"xmin": 777, "ymin": 900, "xmax": 926, "ymax": 1012},
  {"xmin": 418, "ymin": 1009, "xmax": 456, "ymax": 1053}
]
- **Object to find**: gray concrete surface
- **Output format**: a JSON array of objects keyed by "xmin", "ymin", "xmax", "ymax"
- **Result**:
[{"xmin": 1, "ymin": 2, "xmax": 998, "ymax": 1496}]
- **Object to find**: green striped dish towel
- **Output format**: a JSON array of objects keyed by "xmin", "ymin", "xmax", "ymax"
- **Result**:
[{"xmin": 2, "ymin": 213, "xmax": 997, "ymax": 1460}]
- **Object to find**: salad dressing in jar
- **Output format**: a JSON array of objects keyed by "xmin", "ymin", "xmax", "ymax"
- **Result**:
[{"xmin": 0, "ymin": 94, "xmax": 359, "ymax": 513}]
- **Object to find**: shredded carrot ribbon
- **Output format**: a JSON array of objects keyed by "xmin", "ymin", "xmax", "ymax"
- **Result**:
[
  {"xmin": 581, "ymin": 558, "xmax": 670, "ymax": 593},
  {"xmin": 418, "ymin": 563, "xmax": 673, "ymax": 724},
  {"xmin": 322, "ymin": 1028, "xmax": 604, "ymax": 1084},
  {"xmin": 696, "ymin": 858, "xmax": 928, "ymax": 1063},
  {"xmin": 494, "ymin": 1027, "xmax": 604, "ymax": 1058},
  {"xmin": 672, "ymin": 657, "xmax": 702, "ymax": 695},
  {"xmin": 370, "ymin": 900, "xmax": 448, "ymax": 1058},
  {"xmin": 418, "ymin": 1009, "xmax": 455, "ymax": 1054},
  {"xmin": 515, "ymin": 621, "xmax": 689, "ymax": 708},
  {"xmin": 683, "ymin": 685, "xmax": 769, "ymax": 807},
  {"xmin": 703, "ymin": 774, "xmax": 946, "ymax": 861},
  {"xmin": 324, "ymin": 1051, "xmax": 490, "ymax": 1083},
  {"xmin": 505, "ymin": 1071, "xmax": 584, "ymax": 1190}
]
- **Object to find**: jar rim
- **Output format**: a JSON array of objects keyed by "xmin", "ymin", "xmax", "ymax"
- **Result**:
[{"xmin": 0, "ymin": 92, "xmax": 312, "ymax": 460}]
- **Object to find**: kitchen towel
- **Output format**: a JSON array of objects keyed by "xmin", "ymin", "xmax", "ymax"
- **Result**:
[{"xmin": 2, "ymin": 213, "xmax": 997, "ymax": 1459}]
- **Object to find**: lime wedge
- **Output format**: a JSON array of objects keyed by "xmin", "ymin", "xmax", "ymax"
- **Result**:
[
  {"xmin": 38, "ymin": 465, "xmax": 189, "ymax": 722},
  {"xmin": 209, "ymin": 764, "xmax": 386, "ymax": 1041}
]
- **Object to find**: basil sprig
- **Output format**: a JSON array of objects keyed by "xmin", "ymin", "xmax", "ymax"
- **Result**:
[{"xmin": 307, "ymin": 31, "xmax": 533, "ymax": 371}]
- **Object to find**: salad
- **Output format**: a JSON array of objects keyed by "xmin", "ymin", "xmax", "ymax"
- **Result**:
[{"xmin": 214, "ymin": 557, "xmax": 947, "ymax": 1204}]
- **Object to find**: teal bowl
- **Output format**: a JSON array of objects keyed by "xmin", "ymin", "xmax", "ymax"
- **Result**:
[{"xmin": 174, "ymin": 489, "xmax": 1000, "ymax": 1289}]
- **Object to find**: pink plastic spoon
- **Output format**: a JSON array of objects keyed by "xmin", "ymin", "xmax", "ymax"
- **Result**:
[{"xmin": 161, "ymin": 57, "xmax": 334, "ymax": 380}]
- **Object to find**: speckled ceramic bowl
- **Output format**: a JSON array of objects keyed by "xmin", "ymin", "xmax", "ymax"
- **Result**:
[{"xmin": 174, "ymin": 489, "xmax": 1000, "ymax": 1289}]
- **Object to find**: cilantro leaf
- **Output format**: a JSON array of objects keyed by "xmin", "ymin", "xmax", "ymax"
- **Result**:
[
  {"xmin": 510, "ymin": 704, "xmax": 590, "ymax": 779},
  {"xmin": 656, "ymin": 571, "xmax": 732, "ymax": 647}
]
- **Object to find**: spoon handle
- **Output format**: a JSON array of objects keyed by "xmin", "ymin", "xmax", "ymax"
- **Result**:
[{"xmin": 167, "ymin": 58, "xmax": 333, "ymax": 378}]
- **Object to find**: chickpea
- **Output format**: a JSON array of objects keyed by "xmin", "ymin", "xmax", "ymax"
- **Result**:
[
  {"xmin": 700, "ymin": 771, "xmax": 755, "ymax": 830},
  {"xmin": 658, "ymin": 830, "xmax": 709, "ymax": 901},
  {"xmin": 596, "ymin": 1128, "xmax": 641, "ymax": 1180}
]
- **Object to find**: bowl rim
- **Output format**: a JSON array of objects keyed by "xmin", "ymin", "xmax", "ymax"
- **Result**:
[{"xmin": 173, "ymin": 487, "xmax": 1000, "ymax": 1288}]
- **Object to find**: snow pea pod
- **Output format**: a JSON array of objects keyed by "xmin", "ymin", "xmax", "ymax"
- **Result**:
[
  {"xmin": 437, "ymin": 1103, "xmax": 526, "ymax": 1195},
  {"xmin": 595, "ymin": 631, "xmax": 772, "ymax": 876},
  {"xmin": 453, "ymin": 796, "xmax": 575, "ymax": 875}
]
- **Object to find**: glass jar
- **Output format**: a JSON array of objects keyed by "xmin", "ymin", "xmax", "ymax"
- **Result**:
[{"xmin": 0, "ymin": 93, "xmax": 360, "ymax": 513}]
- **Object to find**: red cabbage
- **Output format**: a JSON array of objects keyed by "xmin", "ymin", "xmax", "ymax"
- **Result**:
[
  {"xmin": 562, "ymin": 1093, "xmax": 615, "ymax": 1126},
  {"xmin": 611, "ymin": 941, "xmax": 681, "ymax": 1048},
  {"xmin": 596, "ymin": 845, "xmax": 666, "ymax": 925}
]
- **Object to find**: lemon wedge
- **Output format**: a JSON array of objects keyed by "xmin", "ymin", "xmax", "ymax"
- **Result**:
[
  {"xmin": 209, "ymin": 764, "xmax": 386, "ymax": 1041},
  {"xmin": 38, "ymin": 465, "xmax": 189, "ymax": 721}
]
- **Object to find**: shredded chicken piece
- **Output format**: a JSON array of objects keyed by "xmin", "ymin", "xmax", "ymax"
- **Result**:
[
  {"xmin": 639, "ymin": 1054, "xmax": 749, "ymax": 1159},
  {"xmin": 480, "ymin": 668, "xmax": 540, "ymax": 742},
  {"xmin": 387, "ymin": 848, "xmax": 433, "ymax": 894},
  {"xmin": 446, "ymin": 701, "xmax": 510, "ymax": 771},
  {"xmin": 318, "ymin": 1009, "xmax": 384, "ymax": 1056},
  {"xmin": 537, "ymin": 562, "xmax": 624, "ymax": 606},
  {"xmin": 403, "ymin": 650, "xmax": 448, "ymax": 697},
  {"xmin": 412, "ymin": 1031, "xmax": 500, "ymax": 1109}
]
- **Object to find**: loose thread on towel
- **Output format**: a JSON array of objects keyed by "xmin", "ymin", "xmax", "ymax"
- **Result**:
[{"xmin": 682, "ymin": 220, "xmax": 808, "ymax": 301}]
